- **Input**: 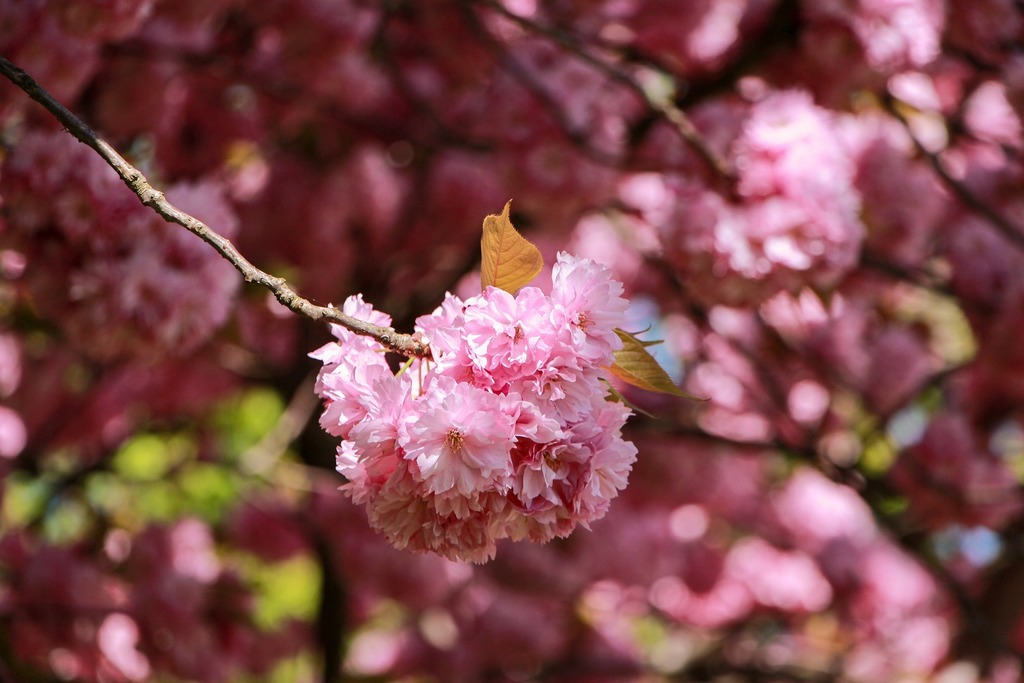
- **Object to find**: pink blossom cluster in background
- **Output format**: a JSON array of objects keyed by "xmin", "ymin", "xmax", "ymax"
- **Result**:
[
  {"xmin": 312, "ymin": 253, "xmax": 637, "ymax": 562},
  {"xmin": 0, "ymin": 131, "xmax": 239, "ymax": 362},
  {"xmin": 632, "ymin": 90, "xmax": 865, "ymax": 306},
  {"xmin": 0, "ymin": 519, "xmax": 306, "ymax": 683}
]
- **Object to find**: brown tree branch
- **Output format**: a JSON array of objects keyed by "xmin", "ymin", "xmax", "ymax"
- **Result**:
[
  {"xmin": 458, "ymin": 1, "xmax": 627, "ymax": 167},
  {"xmin": 0, "ymin": 54, "xmax": 428, "ymax": 358},
  {"xmin": 884, "ymin": 93, "xmax": 1024, "ymax": 255},
  {"xmin": 477, "ymin": 0, "xmax": 736, "ymax": 184}
]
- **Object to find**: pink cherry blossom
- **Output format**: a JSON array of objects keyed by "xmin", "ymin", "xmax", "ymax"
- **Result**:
[
  {"xmin": 725, "ymin": 538, "xmax": 833, "ymax": 613},
  {"xmin": 947, "ymin": 0, "xmax": 1022, "ymax": 64},
  {"xmin": 804, "ymin": 0, "xmax": 944, "ymax": 73},
  {"xmin": 313, "ymin": 254, "xmax": 637, "ymax": 562},
  {"xmin": 365, "ymin": 465, "xmax": 509, "ymax": 563},
  {"xmin": 551, "ymin": 252, "xmax": 629, "ymax": 365},
  {"xmin": 655, "ymin": 91, "xmax": 865, "ymax": 305},
  {"xmin": 401, "ymin": 377, "xmax": 515, "ymax": 496},
  {"xmin": 625, "ymin": 0, "xmax": 776, "ymax": 77},
  {"xmin": 0, "ymin": 132, "xmax": 240, "ymax": 361},
  {"xmin": 461, "ymin": 286, "xmax": 559, "ymax": 389}
]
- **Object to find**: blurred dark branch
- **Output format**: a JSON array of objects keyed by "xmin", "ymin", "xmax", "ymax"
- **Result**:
[
  {"xmin": 853, "ymin": 454, "xmax": 1024, "ymax": 666},
  {"xmin": 371, "ymin": 7, "xmax": 495, "ymax": 153},
  {"xmin": 0, "ymin": 54, "xmax": 428, "ymax": 358},
  {"xmin": 476, "ymin": 0, "xmax": 736, "ymax": 183},
  {"xmin": 477, "ymin": 0, "xmax": 638, "ymax": 89},
  {"xmin": 313, "ymin": 534, "xmax": 346, "ymax": 683},
  {"xmin": 884, "ymin": 94, "xmax": 1024, "ymax": 254},
  {"xmin": 860, "ymin": 250, "xmax": 953, "ymax": 295},
  {"xmin": 0, "ymin": 630, "xmax": 64, "ymax": 683},
  {"xmin": 457, "ymin": 1, "xmax": 625, "ymax": 166},
  {"xmin": 103, "ymin": 39, "xmax": 479, "ymax": 152},
  {"xmin": 0, "ymin": 646, "xmax": 19, "ymax": 683},
  {"xmin": 671, "ymin": 0, "xmax": 802, "ymax": 106},
  {"xmin": 679, "ymin": 656, "xmax": 841, "ymax": 683}
]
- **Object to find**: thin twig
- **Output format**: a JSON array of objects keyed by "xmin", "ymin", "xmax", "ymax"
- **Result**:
[
  {"xmin": 371, "ymin": 7, "xmax": 495, "ymax": 153},
  {"xmin": 884, "ymin": 93, "xmax": 1024, "ymax": 255},
  {"xmin": 478, "ymin": 0, "xmax": 736, "ymax": 183},
  {"xmin": 0, "ymin": 54, "xmax": 428, "ymax": 358},
  {"xmin": 242, "ymin": 374, "xmax": 321, "ymax": 476},
  {"xmin": 457, "ymin": 1, "xmax": 625, "ymax": 167}
]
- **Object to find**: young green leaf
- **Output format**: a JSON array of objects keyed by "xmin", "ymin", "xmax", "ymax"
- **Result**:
[
  {"xmin": 608, "ymin": 328, "xmax": 706, "ymax": 399},
  {"xmin": 480, "ymin": 200, "xmax": 543, "ymax": 294}
]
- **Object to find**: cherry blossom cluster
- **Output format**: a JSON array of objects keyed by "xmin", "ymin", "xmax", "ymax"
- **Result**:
[
  {"xmin": 654, "ymin": 90, "xmax": 864, "ymax": 306},
  {"xmin": 312, "ymin": 253, "xmax": 637, "ymax": 562},
  {"xmin": 0, "ymin": 131, "xmax": 240, "ymax": 362}
]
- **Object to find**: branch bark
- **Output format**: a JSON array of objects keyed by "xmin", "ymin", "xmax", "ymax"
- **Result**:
[
  {"xmin": 884, "ymin": 93, "xmax": 1024, "ymax": 255},
  {"xmin": 478, "ymin": 0, "xmax": 736, "ymax": 184},
  {"xmin": 0, "ymin": 54, "xmax": 429, "ymax": 358}
]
